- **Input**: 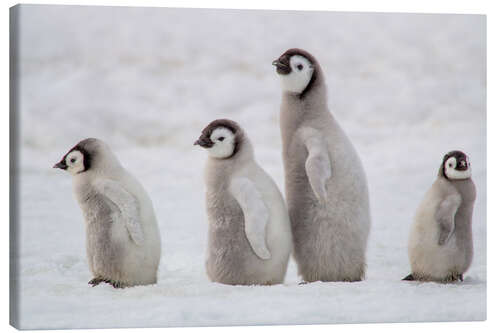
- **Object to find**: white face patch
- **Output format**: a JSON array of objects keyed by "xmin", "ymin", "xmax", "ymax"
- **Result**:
[
  {"xmin": 444, "ymin": 156, "xmax": 471, "ymax": 180},
  {"xmin": 207, "ymin": 127, "xmax": 236, "ymax": 159},
  {"xmin": 65, "ymin": 150, "xmax": 85, "ymax": 175},
  {"xmin": 279, "ymin": 55, "xmax": 314, "ymax": 94}
]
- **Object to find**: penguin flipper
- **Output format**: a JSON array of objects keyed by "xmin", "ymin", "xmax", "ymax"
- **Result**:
[
  {"xmin": 301, "ymin": 128, "xmax": 331, "ymax": 203},
  {"xmin": 95, "ymin": 179, "xmax": 144, "ymax": 246},
  {"xmin": 402, "ymin": 274, "xmax": 415, "ymax": 281},
  {"xmin": 230, "ymin": 177, "xmax": 271, "ymax": 260},
  {"xmin": 435, "ymin": 193, "xmax": 461, "ymax": 245}
]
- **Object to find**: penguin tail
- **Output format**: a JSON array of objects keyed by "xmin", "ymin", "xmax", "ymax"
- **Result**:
[{"xmin": 402, "ymin": 274, "xmax": 415, "ymax": 281}]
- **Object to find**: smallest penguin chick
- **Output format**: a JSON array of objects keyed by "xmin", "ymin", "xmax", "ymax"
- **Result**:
[
  {"xmin": 404, "ymin": 150, "xmax": 476, "ymax": 282},
  {"xmin": 53, "ymin": 138, "xmax": 161, "ymax": 288},
  {"xmin": 195, "ymin": 119, "xmax": 293, "ymax": 285}
]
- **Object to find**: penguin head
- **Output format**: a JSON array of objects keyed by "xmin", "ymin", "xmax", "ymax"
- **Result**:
[
  {"xmin": 272, "ymin": 48, "xmax": 317, "ymax": 97},
  {"xmin": 441, "ymin": 150, "xmax": 472, "ymax": 180},
  {"xmin": 194, "ymin": 119, "xmax": 243, "ymax": 159},
  {"xmin": 53, "ymin": 138, "xmax": 117, "ymax": 175}
]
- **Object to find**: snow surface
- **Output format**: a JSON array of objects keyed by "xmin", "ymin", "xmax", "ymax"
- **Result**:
[{"xmin": 12, "ymin": 5, "xmax": 486, "ymax": 329}]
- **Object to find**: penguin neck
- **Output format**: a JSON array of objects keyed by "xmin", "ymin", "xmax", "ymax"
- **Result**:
[
  {"xmin": 93, "ymin": 154, "xmax": 123, "ymax": 177},
  {"xmin": 450, "ymin": 178, "xmax": 476, "ymax": 204},
  {"xmin": 74, "ymin": 154, "xmax": 124, "ymax": 184},
  {"xmin": 205, "ymin": 141, "xmax": 255, "ymax": 185},
  {"xmin": 279, "ymin": 77, "xmax": 329, "ymax": 142}
]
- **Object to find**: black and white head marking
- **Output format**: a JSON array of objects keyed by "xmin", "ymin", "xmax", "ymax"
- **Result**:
[
  {"xmin": 441, "ymin": 150, "xmax": 471, "ymax": 180},
  {"xmin": 272, "ymin": 48, "xmax": 317, "ymax": 98},
  {"xmin": 53, "ymin": 141, "xmax": 93, "ymax": 175},
  {"xmin": 194, "ymin": 119, "xmax": 243, "ymax": 159}
]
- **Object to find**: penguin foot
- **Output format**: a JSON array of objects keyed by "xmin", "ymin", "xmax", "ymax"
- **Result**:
[
  {"xmin": 343, "ymin": 278, "xmax": 362, "ymax": 282},
  {"xmin": 106, "ymin": 280, "xmax": 126, "ymax": 289},
  {"xmin": 299, "ymin": 281, "xmax": 309, "ymax": 285},
  {"xmin": 402, "ymin": 274, "xmax": 415, "ymax": 281},
  {"xmin": 448, "ymin": 273, "xmax": 464, "ymax": 282},
  {"xmin": 88, "ymin": 278, "xmax": 106, "ymax": 287}
]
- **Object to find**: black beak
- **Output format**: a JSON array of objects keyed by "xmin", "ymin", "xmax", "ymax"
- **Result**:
[
  {"xmin": 272, "ymin": 58, "xmax": 291, "ymax": 74},
  {"xmin": 456, "ymin": 160, "xmax": 468, "ymax": 171},
  {"xmin": 53, "ymin": 161, "xmax": 67, "ymax": 170},
  {"xmin": 194, "ymin": 138, "xmax": 213, "ymax": 148}
]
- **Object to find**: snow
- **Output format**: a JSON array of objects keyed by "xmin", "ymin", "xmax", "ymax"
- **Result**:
[{"xmin": 12, "ymin": 4, "xmax": 486, "ymax": 329}]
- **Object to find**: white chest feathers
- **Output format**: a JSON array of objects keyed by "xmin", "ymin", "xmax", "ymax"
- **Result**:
[{"xmin": 279, "ymin": 55, "xmax": 314, "ymax": 94}]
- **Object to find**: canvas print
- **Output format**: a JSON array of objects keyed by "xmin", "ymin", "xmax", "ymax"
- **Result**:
[{"xmin": 9, "ymin": 4, "xmax": 486, "ymax": 330}]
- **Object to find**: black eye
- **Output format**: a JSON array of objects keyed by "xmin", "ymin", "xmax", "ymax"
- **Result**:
[
  {"xmin": 70, "ymin": 158, "xmax": 76, "ymax": 163},
  {"xmin": 217, "ymin": 137, "xmax": 225, "ymax": 142},
  {"xmin": 448, "ymin": 163, "xmax": 452, "ymax": 167},
  {"xmin": 297, "ymin": 64, "xmax": 303, "ymax": 71}
]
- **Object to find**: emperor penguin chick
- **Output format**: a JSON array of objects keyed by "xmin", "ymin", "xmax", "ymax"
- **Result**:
[
  {"xmin": 404, "ymin": 151, "xmax": 476, "ymax": 282},
  {"xmin": 272, "ymin": 48, "xmax": 371, "ymax": 282},
  {"xmin": 54, "ymin": 138, "xmax": 161, "ymax": 288},
  {"xmin": 195, "ymin": 119, "xmax": 293, "ymax": 285}
]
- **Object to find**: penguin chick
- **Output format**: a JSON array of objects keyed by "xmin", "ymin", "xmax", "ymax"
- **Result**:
[
  {"xmin": 273, "ymin": 48, "xmax": 371, "ymax": 282},
  {"xmin": 54, "ymin": 138, "xmax": 161, "ymax": 288},
  {"xmin": 405, "ymin": 151, "xmax": 476, "ymax": 282},
  {"xmin": 195, "ymin": 119, "xmax": 293, "ymax": 285}
]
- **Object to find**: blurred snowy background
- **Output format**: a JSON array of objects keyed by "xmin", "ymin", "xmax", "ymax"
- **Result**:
[{"xmin": 13, "ymin": 5, "xmax": 486, "ymax": 329}]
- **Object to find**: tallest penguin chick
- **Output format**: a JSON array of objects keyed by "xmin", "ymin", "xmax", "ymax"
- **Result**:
[{"xmin": 273, "ymin": 48, "xmax": 371, "ymax": 282}]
